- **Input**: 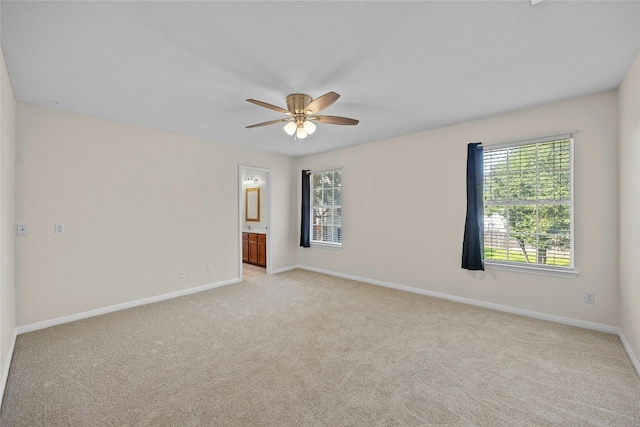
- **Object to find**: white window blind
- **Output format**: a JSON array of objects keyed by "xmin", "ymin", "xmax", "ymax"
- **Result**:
[
  {"xmin": 483, "ymin": 136, "xmax": 573, "ymax": 269},
  {"xmin": 310, "ymin": 169, "xmax": 342, "ymax": 246}
]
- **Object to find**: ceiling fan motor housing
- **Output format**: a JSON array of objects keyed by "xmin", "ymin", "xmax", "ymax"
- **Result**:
[{"xmin": 286, "ymin": 93, "xmax": 313, "ymax": 126}]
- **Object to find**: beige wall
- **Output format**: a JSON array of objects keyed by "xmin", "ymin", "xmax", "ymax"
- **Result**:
[
  {"xmin": 298, "ymin": 91, "xmax": 620, "ymax": 327},
  {"xmin": 14, "ymin": 103, "xmax": 296, "ymax": 326},
  {"xmin": 619, "ymin": 52, "xmax": 640, "ymax": 367},
  {"xmin": 0, "ymin": 47, "xmax": 16, "ymax": 391}
]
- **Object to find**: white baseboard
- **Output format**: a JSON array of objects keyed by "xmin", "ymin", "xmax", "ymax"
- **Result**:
[
  {"xmin": 0, "ymin": 329, "xmax": 17, "ymax": 411},
  {"xmin": 297, "ymin": 265, "xmax": 640, "ymax": 377},
  {"xmin": 618, "ymin": 330, "xmax": 640, "ymax": 378},
  {"xmin": 17, "ymin": 278, "xmax": 241, "ymax": 335},
  {"xmin": 270, "ymin": 265, "xmax": 300, "ymax": 275}
]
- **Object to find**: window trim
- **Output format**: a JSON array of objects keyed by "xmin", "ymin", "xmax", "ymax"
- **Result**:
[
  {"xmin": 485, "ymin": 260, "xmax": 577, "ymax": 278},
  {"xmin": 309, "ymin": 168, "xmax": 342, "ymax": 248},
  {"xmin": 483, "ymin": 132, "xmax": 576, "ymax": 274},
  {"xmin": 310, "ymin": 241, "xmax": 343, "ymax": 250}
]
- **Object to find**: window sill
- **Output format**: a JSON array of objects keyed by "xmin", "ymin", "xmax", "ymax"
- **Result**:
[
  {"xmin": 310, "ymin": 242, "xmax": 342, "ymax": 250},
  {"xmin": 485, "ymin": 261, "xmax": 577, "ymax": 278}
]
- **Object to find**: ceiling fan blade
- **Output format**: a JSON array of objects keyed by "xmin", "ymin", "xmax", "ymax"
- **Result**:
[
  {"xmin": 304, "ymin": 92, "xmax": 340, "ymax": 115},
  {"xmin": 311, "ymin": 115, "xmax": 359, "ymax": 126},
  {"xmin": 246, "ymin": 118, "xmax": 292, "ymax": 128},
  {"xmin": 246, "ymin": 99, "xmax": 292, "ymax": 115}
]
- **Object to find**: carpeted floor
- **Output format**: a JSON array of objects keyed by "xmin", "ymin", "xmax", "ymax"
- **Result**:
[{"xmin": 1, "ymin": 269, "xmax": 639, "ymax": 426}]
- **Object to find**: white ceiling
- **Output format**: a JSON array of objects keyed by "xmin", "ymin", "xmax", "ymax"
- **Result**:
[{"xmin": 1, "ymin": 1, "xmax": 639, "ymax": 157}]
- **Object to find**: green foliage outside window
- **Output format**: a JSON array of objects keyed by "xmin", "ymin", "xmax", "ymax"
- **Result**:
[{"xmin": 484, "ymin": 139, "xmax": 572, "ymax": 267}]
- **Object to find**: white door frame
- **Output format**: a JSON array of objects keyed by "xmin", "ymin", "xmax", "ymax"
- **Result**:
[{"xmin": 238, "ymin": 165, "xmax": 272, "ymax": 280}]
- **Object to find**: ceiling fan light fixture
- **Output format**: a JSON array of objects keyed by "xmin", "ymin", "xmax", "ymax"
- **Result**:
[
  {"xmin": 303, "ymin": 120, "xmax": 316, "ymax": 135},
  {"xmin": 296, "ymin": 124, "xmax": 308, "ymax": 139},
  {"xmin": 283, "ymin": 121, "xmax": 297, "ymax": 136}
]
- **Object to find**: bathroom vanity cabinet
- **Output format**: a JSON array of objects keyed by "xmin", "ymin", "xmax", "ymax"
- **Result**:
[{"xmin": 242, "ymin": 232, "xmax": 266, "ymax": 267}]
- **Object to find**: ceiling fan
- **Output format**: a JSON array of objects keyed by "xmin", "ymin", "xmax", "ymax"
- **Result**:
[{"xmin": 245, "ymin": 92, "xmax": 359, "ymax": 139}]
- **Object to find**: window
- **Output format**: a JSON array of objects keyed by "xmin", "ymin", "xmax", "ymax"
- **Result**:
[
  {"xmin": 483, "ymin": 135, "xmax": 573, "ymax": 270},
  {"xmin": 310, "ymin": 169, "xmax": 342, "ymax": 246}
]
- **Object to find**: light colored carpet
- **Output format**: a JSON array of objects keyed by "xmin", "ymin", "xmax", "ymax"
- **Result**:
[{"xmin": 1, "ymin": 269, "xmax": 639, "ymax": 426}]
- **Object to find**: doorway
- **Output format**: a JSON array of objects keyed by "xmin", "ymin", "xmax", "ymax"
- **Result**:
[{"xmin": 238, "ymin": 166, "xmax": 271, "ymax": 280}]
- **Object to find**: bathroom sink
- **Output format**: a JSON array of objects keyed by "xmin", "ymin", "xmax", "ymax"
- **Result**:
[{"xmin": 242, "ymin": 227, "xmax": 266, "ymax": 234}]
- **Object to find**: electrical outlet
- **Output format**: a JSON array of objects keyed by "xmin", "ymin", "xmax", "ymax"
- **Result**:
[
  {"xmin": 206, "ymin": 265, "xmax": 213, "ymax": 273},
  {"xmin": 55, "ymin": 224, "xmax": 64, "ymax": 234},
  {"xmin": 179, "ymin": 269, "xmax": 186, "ymax": 278},
  {"xmin": 16, "ymin": 224, "xmax": 28, "ymax": 236},
  {"xmin": 584, "ymin": 292, "xmax": 595, "ymax": 304}
]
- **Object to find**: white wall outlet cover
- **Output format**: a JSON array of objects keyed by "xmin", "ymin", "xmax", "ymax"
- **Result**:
[
  {"xmin": 55, "ymin": 224, "xmax": 64, "ymax": 234},
  {"xmin": 16, "ymin": 224, "xmax": 28, "ymax": 236},
  {"xmin": 584, "ymin": 292, "xmax": 595, "ymax": 304}
]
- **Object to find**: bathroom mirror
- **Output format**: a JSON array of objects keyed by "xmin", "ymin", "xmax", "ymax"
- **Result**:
[{"xmin": 245, "ymin": 187, "xmax": 260, "ymax": 222}]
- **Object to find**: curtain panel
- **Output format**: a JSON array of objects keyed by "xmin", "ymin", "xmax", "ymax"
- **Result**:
[
  {"xmin": 300, "ymin": 170, "xmax": 311, "ymax": 247},
  {"xmin": 462, "ymin": 143, "xmax": 484, "ymax": 271}
]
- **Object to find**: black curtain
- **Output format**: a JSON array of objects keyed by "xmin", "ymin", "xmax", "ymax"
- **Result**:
[
  {"xmin": 300, "ymin": 170, "xmax": 311, "ymax": 247},
  {"xmin": 462, "ymin": 143, "xmax": 484, "ymax": 271}
]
